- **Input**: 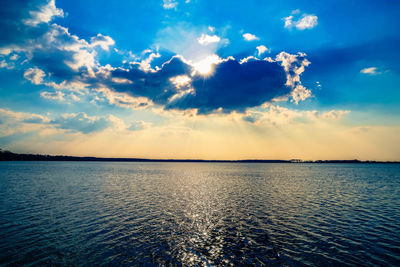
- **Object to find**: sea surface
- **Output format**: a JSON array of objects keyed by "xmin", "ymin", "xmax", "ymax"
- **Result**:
[{"xmin": 0, "ymin": 162, "xmax": 399, "ymax": 266}]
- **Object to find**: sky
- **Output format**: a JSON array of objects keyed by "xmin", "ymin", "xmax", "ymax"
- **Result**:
[{"xmin": 0, "ymin": 0, "xmax": 399, "ymax": 160}]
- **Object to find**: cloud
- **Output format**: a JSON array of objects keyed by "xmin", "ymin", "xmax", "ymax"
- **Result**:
[
  {"xmin": 107, "ymin": 54, "xmax": 306, "ymax": 113},
  {"xmin": 111, "ymin": 77, "xmax": 133, "ymax": 84},
  {"xmin": 50, "ymin": 113, "xmax": 111, "ymax": 134},
  {"xmin": 275, "ymin": 52, "xmax": 310, "ymax": 86},
  {"xmin": 319, "ymin": 110, "xmax": 350, "ymax": 120},
  {"xmin": 24, "ymin": 67, "xmax": 46, "ymax": 84},
  {"xmin": 197, "ymin": 34, "xmax": 221, "ymax": 45},
  {"xmin": 295, "ymin": 15, "xmax": 318, "ymax": 30},
  {"xmin": 90, "ymin": 34, "xmax": 115, "ymax": 51},
  {"xmin": 96, "ymin": 51, "xmax": 312, "ymax": 112},
  {"xmin": 0, "ymin": 60, "xmax": 14, "ymax": 69},
  {"xmin": 243, "ymin": 33, "xmax": 259, "ymax": 41},
  {"xmin": 23, "ymin": 0, "xmax": 64, "ymax": 26},
  {"xmin": 163, "ymin": 0, "xmax": 178, "ymax": 9},
  {"xmin": 243, "ymin": 105, "xmax": 350, "ymax": 125},
  {"xmin": 138, "ymin": 50, "xmax": 161, "ymax": 71},
  {"xmin": 0, "ymin": 108, "xmax": 50, "ymax": 139},
  {"xmin": 40, "ymin": 90, "xmax": 65, "ymax": 101},
  {"xmin": 284, "ymin": 12, "xmax": 318, "ymax": 30},
  {"xmin": 0, "ymin": 108, "xmax": 49, "ymax": 125},
  {"xmin": 256, "ymin": 45, "xmax": 268, "ymax": 56},
  {"xmin": 291, "ymin": 84, "xmax": 311, "ymax": 104},
  {"xmin": 1, "ymin": 0, "xmax": 115, "ymax": 84},
  {"xmin": 274, "ymin": 52, "xmax": 312, "ymax": 103},
  {"xmin": 166, "ymin": 58, "xmax": 289, "ymax": 113},
  {"xmin": 10, "ymin": 54, "xmax": 19, "ymax": 60},
  {"xmin": 96, "ymin": 87, "xmax": 153, "ymax": 109},
  {"xmin": 70, "ymin": 94, "xmax": 80, "ymax": 101},
  {"xmin": 128, "ymin": 120, "xmax": 152, "ymax": 131},
  {"xmin": 360, "ymin": 67, "xmax": 380, "ymax": 75}
]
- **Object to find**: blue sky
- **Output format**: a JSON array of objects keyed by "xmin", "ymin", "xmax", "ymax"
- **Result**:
[{"xmin": 0, "ymin": 0, "xmax": 399, "ymax": 160}]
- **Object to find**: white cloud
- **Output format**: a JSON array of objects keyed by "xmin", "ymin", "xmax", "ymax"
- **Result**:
[
  {"xmin": 96, "ymin": 87, "xmax": 153, "ymax": 109},
  {"xmin": 360, "ymin": 67, "xmax": 380, "ymax": 75},
  {"xmin": 163, "ymin": 0, "xmax": 178, "ymax": 9},
  {"xmin": 41, "ymin": 24, "xmax": 100, "ymax": 77},
  {"xmin": 169, "ymin": 75, "xmax": 191, "ymax": 89},
  {"xmin": 291, "ymin": 84, "xmax": 311, "ymax": 104},
  {"xmin": 239, "ymin": 56, "xmax": 258, "ymax": 64},
  {"xmin": 275, "ymin": 51, "xmax": 310, "ymax": 87},
  {"xmin": 0, "ymin": 60, "xmax": 14, "ymax": 69},
  {"xmin": 243, "ymin": 33, "xmax": 259, "ymax": 41},
  {"xmin": 284, "ymin": 12, "xmax": 318, "ymax": 30},
  {"xmin": 90, "ymin": 34, "xmax": 115, "ymax": 51},
  {"xmin": 50, "ymin": 112, "xmax": 111, "ymax": 134},
  {"xmin": 284, "ymin": 16, "xmax": 294, "ymax": 28},
  {"xmin": 275, "ymin": 52, "xmax": 312, "ymax": 104},
  {"xmin": 24, "ymin": 67, "xmax": 45, "ymax": 85},
  {"xmin": 40, "ymin": 91, "xmax": 65, "ymax": 101},
  {"xmin": 10, "ymin": 54, "xmax": 19, "ymax": 61},
  {"xmin": 296, "ymin": 15, "xmax": 318, "ymax": 30},
  {"xmin": 70, "ymin": 94, "xmax": 80, "ymax": 102},
  {"xmin": 0, "ymin": 108, "xmax": 49, "ymax": 124},
  {"xmin": 139, "ymin": 51, "xmax": 161, "ymax": 71},
  {"xmin": 23, "ymin": 0, "xmax": 64, "ymax": 26},
  {"xmin": 197, "ymin": 34, "xmax": 221, "ymax": 45},
  {"xmin": 111, "ymin": 77, "xmax": 133, "ymax": 84},
  {"xmin": 0, "ymin": 48, "xmax": 12, "ymax": 55},
  {"xmin": 256, "ymin": 45, "xmax": 268, "ymax": 56}
]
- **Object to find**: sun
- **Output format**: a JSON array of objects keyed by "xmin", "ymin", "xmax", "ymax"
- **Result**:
[{"xmin": 192, "ymin": 54, "xmax": 221, "ymax": 76}]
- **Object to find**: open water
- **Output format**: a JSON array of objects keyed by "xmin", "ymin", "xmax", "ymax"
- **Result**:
[{"xmin": 0, "ymin": 162, "xmax": 399, "ymax": 266}]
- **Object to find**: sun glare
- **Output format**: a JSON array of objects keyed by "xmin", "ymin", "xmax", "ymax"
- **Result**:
[{"xmin": 192, "ymin": 54, "xmax": 221, "ymax": 76}]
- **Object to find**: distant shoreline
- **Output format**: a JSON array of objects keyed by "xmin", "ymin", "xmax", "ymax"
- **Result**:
[{"xmin": 0, "ymin": 150, "xmax": 399, "ymax": 163}]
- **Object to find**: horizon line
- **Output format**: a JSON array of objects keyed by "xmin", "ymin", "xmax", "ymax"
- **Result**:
[{"xmin": 0, "ymin": 150, "xmax": 399, "ymax": 163}]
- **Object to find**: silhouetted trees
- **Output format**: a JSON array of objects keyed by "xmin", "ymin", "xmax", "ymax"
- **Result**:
[{"xmin": 0, "ymin": 149, "xmax": 398, "ymax": 163}]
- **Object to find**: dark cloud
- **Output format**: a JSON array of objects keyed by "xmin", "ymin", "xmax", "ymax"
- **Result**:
[
  {"xmin": 50, "ymin": 113, "xmax": 111, "ymax": 134},
  {"xmin": 0, "ymin": 0, "xmax": 58, "ymax": 48},
  {"xmin": 169, "ymin": 59, "xmax": 287, "ymax": 113},
  {"xmin": 108, "ymin": 57, "xmax": 288, "ymax": 114},
  {"xmin": 31, "ymin": 47, "xmax": 83, "ymax": 81},
  {"xmin": 109, "ymin": 56, "xmax": 192, "ymax": 103}
]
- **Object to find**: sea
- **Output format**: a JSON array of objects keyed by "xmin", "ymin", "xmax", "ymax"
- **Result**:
[{"xmin": 0, "ymin": 162, "xmax": 399, "ymax": 266}]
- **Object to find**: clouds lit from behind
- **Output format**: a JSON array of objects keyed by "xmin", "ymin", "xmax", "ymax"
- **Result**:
[
  {"xmin": 0, "ymin": 0, "xmax": 399, "ymax": 160},
  {"xmin": 23, "ymin": 0, "xmax": 64, "ymax": 26},
  {"xmin": 197, "ymin": 34, "xmax": 221, "ymax": 45}
]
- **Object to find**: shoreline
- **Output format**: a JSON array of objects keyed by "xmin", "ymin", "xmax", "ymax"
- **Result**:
[{"xmin": 1, "ymin": 150, "xmax": 399, "ymax": 164}]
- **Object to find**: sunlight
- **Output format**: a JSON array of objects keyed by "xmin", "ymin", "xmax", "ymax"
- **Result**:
[{"xmin": 192, "ymin": 54, "xmax": 221, "ymax": 76}]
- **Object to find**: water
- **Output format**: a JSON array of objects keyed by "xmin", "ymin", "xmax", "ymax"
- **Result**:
[{"xmin": 0, "ymin": 162, "xmax": 399, "ymax": 266}]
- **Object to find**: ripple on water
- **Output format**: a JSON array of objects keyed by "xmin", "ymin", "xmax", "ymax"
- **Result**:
[{"xmin": 0, "ymin": 162, "xmax": 399, "ymax": 266}]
